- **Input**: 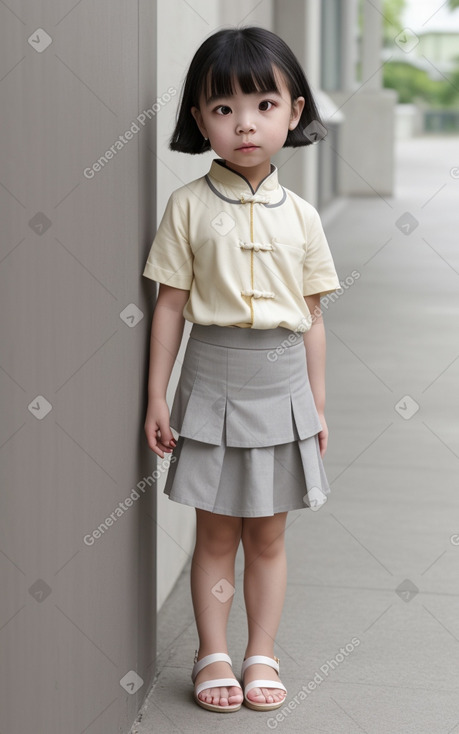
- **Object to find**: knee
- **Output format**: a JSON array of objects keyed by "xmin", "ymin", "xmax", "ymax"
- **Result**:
[
  {"xmin": 197, "ymin": 517, "xmax": 241, "ymax": 556},
  {"xmin": 241, "ymin": 526, "xmax": 285, "ymax": 559}
]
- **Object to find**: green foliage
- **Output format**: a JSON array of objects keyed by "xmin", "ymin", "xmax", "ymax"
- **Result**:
[
  {"xmin": 437, "ymin": 64, "xmax": 459, "ymax": 105},
  {"xmin": 383, "ymin": 60, "xmax": 459, "ymax": 106},
  {"xmin": 382, "ymin": 0, "xmax": 407, "ymax": 45}
]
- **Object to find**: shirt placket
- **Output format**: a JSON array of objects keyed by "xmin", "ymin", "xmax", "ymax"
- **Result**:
[{"xmin": 239, "ymin": 193, "xmax": 275, "ymax": 326}]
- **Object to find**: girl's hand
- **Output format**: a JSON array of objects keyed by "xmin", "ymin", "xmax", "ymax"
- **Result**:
[
  {"xmin": 144, "ymin": 397, "xmax": 176, "ymax": 459},
  {"xmin": 317, "ymin": 412, "xmax": 328, "ymax": 458}
]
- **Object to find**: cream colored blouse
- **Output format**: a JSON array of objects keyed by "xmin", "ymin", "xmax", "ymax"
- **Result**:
[{"xmin": 142, "ymin": 159, "xmax": 340, "ymax": 332}]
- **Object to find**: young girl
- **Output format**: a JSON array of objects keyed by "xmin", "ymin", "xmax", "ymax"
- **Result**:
[{"xmin": 143, "ymin": 26, "xmax": 340, "ymax": 713}]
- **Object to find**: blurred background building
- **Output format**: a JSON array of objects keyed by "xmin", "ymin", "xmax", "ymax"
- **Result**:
[{"xmin": 382, "ymin": 0, "xmax": 459, "ymax": 136}]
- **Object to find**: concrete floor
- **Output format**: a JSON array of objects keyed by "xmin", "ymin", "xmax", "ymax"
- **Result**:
[{"xmin": 132, "ymin": 136, "xmax": 459, "ymax": 734}]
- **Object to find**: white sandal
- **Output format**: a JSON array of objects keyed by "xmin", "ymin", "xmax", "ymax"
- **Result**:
[
  {"xmin": 241, "ymin": 655, "xmax": 287, "ymax": 711},
  {"xmin": 191, "ymin": 651, "xmax": 243, "ymax": 712}
]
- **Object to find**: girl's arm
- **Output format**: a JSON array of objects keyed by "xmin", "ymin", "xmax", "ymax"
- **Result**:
[
  {"xmin": 144, "ymin": 283, "xmax": 189, "ymax": 458},
  {"xmin": 303, "ymin": 293, "xmax": 328, "ymax": 457}
]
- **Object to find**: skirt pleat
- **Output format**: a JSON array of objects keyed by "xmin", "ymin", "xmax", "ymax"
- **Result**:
[{"xmin": 163, "ymin": 324, "xmax": 332, "ymax": 517}]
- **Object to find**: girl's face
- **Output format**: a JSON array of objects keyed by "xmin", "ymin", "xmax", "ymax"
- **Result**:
[{"xmin": 191, "ymin": 67, "xmax": 305, "ymax": 173}]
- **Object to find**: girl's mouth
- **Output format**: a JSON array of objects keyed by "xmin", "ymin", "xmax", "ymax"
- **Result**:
[{"xmin": 236, "ymin": 144, "xmax": 259, "ymax": 152}]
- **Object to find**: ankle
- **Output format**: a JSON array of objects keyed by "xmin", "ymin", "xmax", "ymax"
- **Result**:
[
  {"xmin": 196, "ymin": 645, "xmax": 230, "ymax": 661},
  {"xmin": 244, "ymin": 648, "xmax": 275, "ymax": 661}
]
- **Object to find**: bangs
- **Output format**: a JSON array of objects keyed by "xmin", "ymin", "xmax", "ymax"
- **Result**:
[
  {"xmin": 202, "ymin": 41, "xmax": 281, "ymax": 103},
  {"xmin": 170, "ymin": 26, "xmax": 327, "ymax": 154}
]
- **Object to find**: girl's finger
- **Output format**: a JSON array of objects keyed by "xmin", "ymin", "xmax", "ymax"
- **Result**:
[
  {"xmin": 157, "ymin": 423, "xmax": 174, "ymax": 449},
  {"xmin": 155, "ymin": 430, "xmax": 175, "ymax": 453}
]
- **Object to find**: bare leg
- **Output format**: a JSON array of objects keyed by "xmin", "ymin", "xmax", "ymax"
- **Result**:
[
  {"xmin": 191, "ymin": 508, "xmax": 243, "ymax": 707},
  {"xmin": 241, "ymin": 511, "xmax": 288, "ymax": 705}
]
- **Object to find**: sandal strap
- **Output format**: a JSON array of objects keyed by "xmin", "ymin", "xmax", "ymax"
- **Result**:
[
  {"xmin": 195, "ymin": 677, "xmax": 242, "ymax": 697},
  {"xmin": 191, "ymin": 652, "xmax": 233, "ymax": 682},
  {"xmin": 241, "ymin": 654, "xmax": 280, "ymax": 678},
  {"xmin": 244, "ymin": 679, "xmax": 287, "ymax": 697}
]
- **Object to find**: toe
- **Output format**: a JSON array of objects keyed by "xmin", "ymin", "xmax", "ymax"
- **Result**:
[
  {"xmin": 247, "ymin": 687, "xmax": 265, "ymax": 702},
  {"xmin": 228, "ymin": 686, "xmax": 243, "ymax": 704},
  {"xmin": 199, "ymin": 688, "xmax": 214, "ymax": 704},
  {"xmin": 199, "ymin": 686, "xmax": 234, "ymax": 706},
  {"xmin": 215, "ymin": 686, "xmax": 229, "ymax": 705},
  {"xmin": 247, "ymin": 686, "xmax": 286, "ymax": 704},
  {"xmin": 261, "ymin": 687, "xmax": 274, "ymax": 703}
]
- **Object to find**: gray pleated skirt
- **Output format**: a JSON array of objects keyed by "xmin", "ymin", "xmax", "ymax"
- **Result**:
[{"xmin": 163, "ymin": 323, "xmax": 331, "ymax": 517}]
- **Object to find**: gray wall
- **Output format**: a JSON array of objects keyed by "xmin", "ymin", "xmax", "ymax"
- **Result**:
[{"xmin": 1, "ymin": 2, "xmax": 157, "ymax": 733}]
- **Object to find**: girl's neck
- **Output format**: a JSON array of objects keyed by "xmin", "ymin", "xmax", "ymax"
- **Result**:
[{"xmin": 222, "ymin": 159, "xmax": 272, "ymax": 193}]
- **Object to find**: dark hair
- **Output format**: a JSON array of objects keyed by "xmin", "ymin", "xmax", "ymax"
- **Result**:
[{"xmin": 170, "ymin": 26, "xmax": 326, "ymax": 153}]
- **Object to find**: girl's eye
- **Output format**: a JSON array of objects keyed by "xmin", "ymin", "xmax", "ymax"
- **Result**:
[
  {"xmin": 215, "ymin": 105, "xmax": 232, "ymax": 116},
  {"xmin": 259, "ymin": 100, "xmax": 274, "ymax": 111}
]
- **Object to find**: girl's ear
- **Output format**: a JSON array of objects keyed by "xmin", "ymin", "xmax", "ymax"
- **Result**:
[
  {"xmin": 288, "ymin": 96, "xmax": 305, "ymax": 131},
  {"xmin": 191, "ymin": 106, "xmax": 208, "ymax": 139}
]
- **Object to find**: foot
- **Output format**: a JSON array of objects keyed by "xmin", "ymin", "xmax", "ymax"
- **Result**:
[
  {"xmin": 194, "ymin": 658, "xmax": 243, "ymax": 708},
  {"xmin": 243, "ymin": 657, "xmax": 287, "ymax": 706}
]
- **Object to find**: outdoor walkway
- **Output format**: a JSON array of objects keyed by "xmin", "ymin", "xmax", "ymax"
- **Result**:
[{"xmin": 132, "ymin": 136, "xmax": 459, "ymax": 734}]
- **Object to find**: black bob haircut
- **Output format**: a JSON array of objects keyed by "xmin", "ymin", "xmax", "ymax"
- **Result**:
[{"xmin": 170, "ymin": 26, "xmax": 326, "ymax": 154}]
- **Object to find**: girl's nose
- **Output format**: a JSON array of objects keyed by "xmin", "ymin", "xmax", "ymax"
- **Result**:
[{"xmin": 236, "ymin": 119, "xmax": 256, "ymax": 134}]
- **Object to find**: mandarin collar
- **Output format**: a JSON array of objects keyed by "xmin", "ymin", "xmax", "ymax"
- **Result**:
[{"xmin": 205, "ymin": 158, "xmax": 285, "ymax": 207}]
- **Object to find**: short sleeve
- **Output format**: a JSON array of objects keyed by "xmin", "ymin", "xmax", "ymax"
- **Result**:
[
  {"xmin": 142, "ymin": 192, "xmax": 193, "ymax": 290},
  {"xmin": 303, "ymin": 207, "xmax": 340, "ymax": 297}
]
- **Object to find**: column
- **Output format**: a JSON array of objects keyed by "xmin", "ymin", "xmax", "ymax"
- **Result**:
[{"xmin": 361, "ymin": 0, "xmax": 383, "ymax": 89}]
